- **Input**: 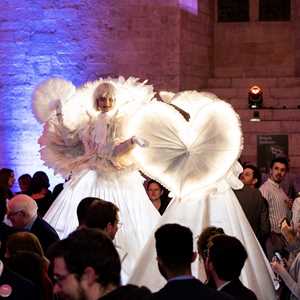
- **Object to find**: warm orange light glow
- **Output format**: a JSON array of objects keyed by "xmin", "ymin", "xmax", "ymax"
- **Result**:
[{"xmin": 249, "ymin": 85, "xmax": 262, "ymax": 95}]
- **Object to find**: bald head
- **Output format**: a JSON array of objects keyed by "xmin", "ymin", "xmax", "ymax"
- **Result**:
[{"xmin": 7, "ymin": 194, "xmax": 38, "ymax": 228}]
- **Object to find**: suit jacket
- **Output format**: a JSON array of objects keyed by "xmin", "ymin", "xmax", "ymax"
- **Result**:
[
  {"xmin": 0, "ymin": 265, "xmax": 40, "ymax": 300},
  {"xmin": 100, "ymin": 284, "xmax": 151, "ymax": 300},
  {"xmin": 149, "ymin": 278, "xmax": 234, "ymax": 300},
  {"xmin": 220, "ymin": 279, "xmax": 257, "ymax": 300},
  {"xmin": 30, "ymin": 216, "xmax": 59, "ymax": 254},
  {"xmin": 234, "ymin": 186, "xmax": 270, "ymax": 243}
]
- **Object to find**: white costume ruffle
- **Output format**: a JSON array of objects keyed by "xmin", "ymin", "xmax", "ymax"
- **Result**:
[
  {"xmin": 129, "ymin": 176, "xmax": 277, "ymax": 300},
  {"xmin": 128, "ymin": 92, "xmax": 277, "ymax": 300},
  {"xmin": 34, "ymin": 77, "xmax": 160, "ymax": 279}
]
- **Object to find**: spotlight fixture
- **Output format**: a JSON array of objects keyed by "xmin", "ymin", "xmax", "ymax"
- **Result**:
[
  {"xmin": 250, "ymin": 110, "xmax": 261, "ymax": 122},
  {"xmin": 248, "ymin": 85, "xmax": 263, "ymax": 109}
]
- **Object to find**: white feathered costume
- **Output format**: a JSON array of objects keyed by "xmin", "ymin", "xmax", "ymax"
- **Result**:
[
  {"xmin": 126, "ymin": 91, "xmax": 277, "ymax": 300},
  {"xmin": 32, "ymin": 77, "xmax": 160, "ymax": 280},
  {"xmin": 33, "ymin": 78, "xmax": 277, "ymax": 298}
]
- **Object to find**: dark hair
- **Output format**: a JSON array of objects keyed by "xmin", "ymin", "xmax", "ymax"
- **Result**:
[
  {"xmin": 270, "ymin": 157, "xmax": 289, "ymax": 171},
  {"xmin": 18, "ymin": 174, "xmax": 32, "ymax": 190},
  {"xmin": 48, "ymin": 228, "xmax": 121, "ymax": 287},
  {"xmin": 84, "ymin": 200, "xmax": 119, "ymax": 230},
  {"xmin": 29, "ymin": 171, "xmax": 50, "ymax": 193},
  {"xmin": 6, "ymin": 231, "xmax": 45, "ymax": 258},
  {"xmin": 243, "ymin": 164, "xmax": 262, "ymax": 188},
  {"xmin": 146, "ymin": 180, "xmax": 163, "ymax": 191},
  {"xmin": 0, "ymin": 168, "xmax": 14, "ymax": 189},
  {"xmin": 197, "ymin": 226, "xmax": 224, "ymax": 259},
  {"xmin": 0, "ymin": 190, "xmax": 7, "ymax": 222},
  {"xmin": 76, "ymin": 197, "xmax": 100, "ymax": 225},
  {"xmin": 208, "ymin": 235, "xmax": 248, "ymax": 281},
  {"xmin": 18, "ymin": 173, "xmax": 32, "ymax": 183},
  {"xmin": 6, "ymin": 251, "xmax": 52, "ymax": 300},
  {"xmin": 155, "ymin": 223, "xmax": 194, "ymax": 271}
]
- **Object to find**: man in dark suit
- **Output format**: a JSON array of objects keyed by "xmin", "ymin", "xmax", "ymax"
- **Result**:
[
  {"xmin": 150, "ymin": 223, "xmax": 233, "ymax": 300},
  {"xmin": 204, "ymin": 234, "xmax": 257, "ymax": 300},
  {"xmin": 6, "ymin": 194, "xmax": 59, "ymax": 255},
  {"xmin": 234, "ymin": 185, "xmax": 270, "ymax": 246},
  {"xmin": 234, "ymin": 164, "xmax": 270, "ymax": 248}
]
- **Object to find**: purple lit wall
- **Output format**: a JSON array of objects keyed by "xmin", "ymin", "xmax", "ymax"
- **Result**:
[{"xmin": 0, "ymin": 0, "xmax": 211, "ymax": 188}]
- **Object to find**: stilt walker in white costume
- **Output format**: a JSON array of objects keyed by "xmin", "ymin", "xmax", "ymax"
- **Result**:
[
  {"xmin": 32, "ymin": 77, "xmax": 160, "ymax": 280},
  {"xmin": 127, "ymin": 91, "xmax": 277, "ymax": 300}
]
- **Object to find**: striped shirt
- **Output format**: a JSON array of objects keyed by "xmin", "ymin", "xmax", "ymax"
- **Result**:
[{"xmin": 260, "ymin": 178, "xmax": 290, "ymax": 233}]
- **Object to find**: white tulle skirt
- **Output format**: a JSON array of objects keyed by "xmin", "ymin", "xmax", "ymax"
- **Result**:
[
  {"xmin": 44, "ymin": 169, "xmax": 160, "ymax": 279},
  {"xmin": 129, "ymin": 186, "xmax": 277, "ymax": 300}
]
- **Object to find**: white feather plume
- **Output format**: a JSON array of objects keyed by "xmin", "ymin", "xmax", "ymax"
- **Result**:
[{"xmin": 32, "ymin": 77, "xmax": 76, "ymax": 123}]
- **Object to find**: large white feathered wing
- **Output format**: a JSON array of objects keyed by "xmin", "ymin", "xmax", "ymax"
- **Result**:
[
  {"xmin": 32, "ymin": 78, "xmax": 76, "ymax": 123},
  {"xmin": 32, "ymin": 78, "xmax": 86, "ymax": 177},
  {"xmin": 33, "ymin": 76, "xmax": 155, "ymax": 176},
  {"xmin": 128, "ymin": 92, "xmax": 243, "ymax": 198}
]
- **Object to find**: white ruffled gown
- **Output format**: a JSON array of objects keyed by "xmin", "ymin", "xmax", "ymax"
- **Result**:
[
  {"xmin": 43, "ymin": 111, "xmax": 160, "ymax": 279},
  {"xmin": 126, "ymin": 96, "xmax": 277, "ymax": 300},
  {"xmin": 129, "ymin": 164, "xmax": 277, "ymax": 300}
]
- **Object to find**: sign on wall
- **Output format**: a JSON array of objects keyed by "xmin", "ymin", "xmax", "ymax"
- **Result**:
[{"xmin": 257, "ymin": 135, "xmax": 288, "ymax": 174}]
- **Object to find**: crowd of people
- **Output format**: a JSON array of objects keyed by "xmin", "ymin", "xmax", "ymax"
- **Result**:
[
  {"xmin": 0, "ymin": 156, "xmax": 299, "ymax": 299},
  {"xmin": 0, "ymin": 78, "xmax": 299, "ymax": 299}
]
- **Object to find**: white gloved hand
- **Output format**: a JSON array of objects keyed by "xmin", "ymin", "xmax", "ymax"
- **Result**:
[{"xmin": 131, "ymin": 136, "xmax": 149, "ymax": 148}]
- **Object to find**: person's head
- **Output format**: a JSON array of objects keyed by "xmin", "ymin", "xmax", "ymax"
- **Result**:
[
  {"xmin": 240, "ymin": 164, "xmax": 262, "ymax": 188},
  {"xmin": 0, "ymin": 168, "xmax": 15, "ymax": 189},
  {"xmin": 269, "ymin": 157, "xmax": 289, "ymax": 184},
  {"xmin": 83, "ymin": 200, "xmax": 120, "ymax": 240},
  {"xmin": 93, "ymin": 82, "xmax": 116, "ymax": 113},
  {"xmin": 18, "ymin": 173, "xmax": 32, "ymax": 193},
  {"xmin": 155, "ymin": 223, "xmax": 196, "ymax": 279},
  {"xmin": 30, "ymin": 171, "xmax": 50, "ymax": 194},
  {"xmin": 197, "ymin": 226, "xmax": 224, "ymax": 260},
  {"xmin": 206, "ymin": 235, "xmax": 248, "ymax": 283},
  {"xmin": 76, "ymin": 197, "xmax": 100, "ymax": 226},
  {"xmin": 7, "ymin": 194, "xmax": 38, "ymax": 228},
  {"xmin": 6, "ymin": 251, "xmax": 48, "ymax": 292},
  {"xmin": 48, "ymin": 228, "xmax": 121, "ymax": 300},
  {"xmin": 5, "ymin": 231, "xmax": 44, "ymax": 259},
  {"xmin": 146, "ymin": 180, "xmax": 164, "ymax": 202}
]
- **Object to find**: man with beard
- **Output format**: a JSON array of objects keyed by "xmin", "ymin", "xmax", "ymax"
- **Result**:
[
  {"xmin": 259, "ymin": 157, "xmax": 292, "ymax": 260},
  {"xmin": 48, "ymin": 228, "xmax": 150, "ymax": 300},
  {"xmin": 234, "ymin": 164, "xmax": 270, "ymax": 249}
]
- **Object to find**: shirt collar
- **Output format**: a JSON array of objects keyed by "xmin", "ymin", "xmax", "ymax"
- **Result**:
[
  {"xmin": 217, "ymin": 280, "xmax": 231, "ymax": 291},
  {"xmin": 268, "ymin": 178, "xmax": 280, "ymax": 188},
  {"xmin": 0, "ymin": 260, "xmax": 3, "ymax": 277},
  {"xmin": 168, "ymin": 275, "xmax": 194, "ymax": 282},
  {"xmin": 24, "ymin": 216, "xmax": 37, "ymax": 231}
]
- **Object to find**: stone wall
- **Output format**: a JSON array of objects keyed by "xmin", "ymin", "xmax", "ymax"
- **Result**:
[
  {"xmin": 0, "ymin": 0, "xmax": 180, "ymax": 185},
  {"xmin": 0, "ymin": 0, "xmax": 212, "ymax": 187},
  {"xmin": 179, "ymin": 0, "xmax": 214, "ymax": 89},
  {"xmin": 214, "ymin": 0, "xmax": 296, "ymax": 78}
]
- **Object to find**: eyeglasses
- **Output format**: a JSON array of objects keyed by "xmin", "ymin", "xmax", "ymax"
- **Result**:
[
  {"xmin": 7, "ymin": 210, "xmax": 23, "ymax": 218},
  {"xmin": 52, "ymin": 273, "xmax": 75, "ymax": 286}
]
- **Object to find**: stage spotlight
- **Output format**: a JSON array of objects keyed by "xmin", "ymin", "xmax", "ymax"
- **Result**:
[
  {"xmin": 248, "ymin": 85, "xmax": 263, "ymax": 109},
  {"xmin": 250, "ymin": 110, "xmax": 261, "ymax": 122}
]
